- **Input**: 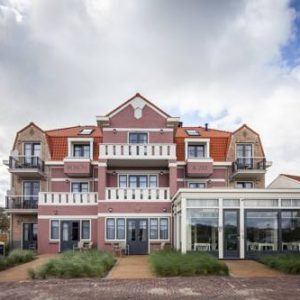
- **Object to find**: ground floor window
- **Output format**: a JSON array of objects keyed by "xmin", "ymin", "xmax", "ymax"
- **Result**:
[
  {"xmin": 23, "ymin": 223, "xmax": 37, "ymax": 250},
  {"xmin": 281, "ymin": 211, "xmax": 300, "ymax": 251},
  {"xmin": 106, "ymin": 218, "xmax": 126, "ymax": 240},
  {"xmin": 187, "ymin": 208, "xmax": 218, "ymax": 251},
  {"xmin": 50, "ymin": 220, "xmax": 59, "ymax": 240},
  {"xmin": 81, "ymin": 220, "xmax": 90, "ymax": 240}
]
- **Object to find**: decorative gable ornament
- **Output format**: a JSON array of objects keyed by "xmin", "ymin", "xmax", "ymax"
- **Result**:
[{"xmin": 130, "ymin": 97, "xmax": 146, "ymax": 119}]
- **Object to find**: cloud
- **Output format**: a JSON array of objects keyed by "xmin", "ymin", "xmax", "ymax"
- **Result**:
[{"xmin": 0, "ymin": 0, "xmax": 299, "ymax": 205}]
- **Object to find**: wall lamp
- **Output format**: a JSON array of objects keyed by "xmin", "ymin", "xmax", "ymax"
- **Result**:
[
  {"xmin": 160, "ymin": 171, "xmax": 164, "ymax": 176},
  {"xmin": 108, "ymin": 208, "xmax": 113, "ymax": 213},
  {"xmin": 113, "ymin": 129, "xmax": 117, "ymax": 134},
  {"xmin": 162, "ymin": 208, "xmax": 167, "ymax": 212},
  {"xmin": 160, "ymin": 129, "xmax": 164, "ymax": 134}
]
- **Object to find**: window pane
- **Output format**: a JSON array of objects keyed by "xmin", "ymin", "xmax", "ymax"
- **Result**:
[
  {"xmin": 73, "ymin": 144, "xmax": 90, "ymax": 157},
  {"xmin": 129, "ymin": 176, "xmax": 137, "ymax": 188},
  {"xmin": 281, "ymin": 211, "xmax": 300, "ymax": 252},
  {"xmin": 150, "ymin": 218, "xmax": 158, "ymax": 239},
  {"xmin": 72, "ymin": 222, "xmax": 79, "ymax": 241},
  {"xmin": 106, "ymin": 218, "xmax": 115, "ymax": 240},
  {"xmin": 81, "ymin": 220, "xmax": 90, "ymax": 239},
  {"xmin": 139, "ymin": 176, "xmax": 147, "ymax": 188},
  {"xmin": 83, "ymin": 145, "xmax": 90, "ymax": 158},
  {"xmin": 51, "ymin": 220, "xmax": 59, "ymax": 239},
  {"xmin": 188, "ymin": 145, "xmax": 205, "ymax": 158},
  {"xmin": 149, "ymin": 175, "xmax": 158, "ymax": 188},
  {"xmin": 117, "ymin": 219, "xmax": 125, "ymax": 239},
  {"xmin": 160, "ymin": 218, "xmax": 168, "ymax": 240},
  {"xmin": 129, "ymin": 133, "xmax": 148, "ymax": 144},
  {"xmin": 72, "ymin": 183, "xmax": 80, "ymax": 193},
  {"xmin": 33, "ymin": 144, "xmax": 40, "ymax": 157},
  {"xmin": 189, "ymin": 183, "xmax": 206, "ymax": 188},
  {"xmin": 81, "ymin": 183, "xmax": 89, "ymax": 193},
  {"xmin": 119, "ymin": 175, "xmax": 127, "ymax": 188}
]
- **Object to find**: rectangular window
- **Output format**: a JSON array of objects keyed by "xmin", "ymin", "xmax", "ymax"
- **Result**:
[
  {"xmin": 24, "ymin": 143, "xmax": 41, "ymax": 166},
  {"xmin": 236, "ymin": 144, "xmax": 253, "ymax": 168},
  {"xmin": 50, "ymin": 220, "xmax": 59, "ymax": 240},
  {"xmin": 149, "ymin": 175, "xmax": 158, "ymax": 188},
  {"xmin": 186, "ymin": 130, "xmax": 199, "ymax": 136},
  {"xmin": 160, "ymin": 218, "xmax": 168, "ymax": 240},
  {"xmin": 188, "ymin": 145, "xmax": 205, "ymax": 158},
  {"xmin": 189, "ymin": 182, "xmax": 206, "ymax": 188},
  {"xmin": 281, "ymin": 211, "xmax": 300, "ymax": 251},
  {"xmin": 106, "ymin": 218, "xmax": 115, "ymax": 240},
  {"xmin": 150, "ymin": 218, "xmax": 158, "ymax": 239},
  {"xmin": 129, "ymin": 175, "xmax": 148, "ymax": 188},
  {"xmin": 71, "ymin": 182, "xmax": 89, "ymax": 193},
  {"xmin": 81, "ymin": 220, "xmax": 90, "ymax": 240},
  {"xmin": 23, "ymin": 181, "xmax": 40, "ymax": 201},
  {"xmin": 119, "ymin": 175, "xmax": 127, "ymax": 188},
  {"xmin": 73, "ymin": 144, "xmax": 90, "ymax": 158},
  {"xmin": 117, "ymin": 219, "xmax": 125, "ymax": 239},
  {"xmin": 236, "ymin": 182, "xmax": 253, "ymax": 189},
  {"xmin": 129, "ymin": 133, "xmax": 148, "ymax": 144}
]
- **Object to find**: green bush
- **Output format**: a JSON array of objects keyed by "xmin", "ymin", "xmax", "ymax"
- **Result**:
[
  {"xmin": 30, "ymin": 250, "xmax": 115, "ymax": 279},
  {"xmin": 0, "ymin": 249, "xmax": 35, "ymax": 271},
  {"xmin": 258, "ymin": 254, "xmax": 300, "ymax": 274},
  {"xmin": 149, "ymin": 250, "xmax": 229, "ymax": 277}
]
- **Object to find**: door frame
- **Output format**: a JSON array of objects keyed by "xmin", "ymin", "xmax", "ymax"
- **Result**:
[
  {"xmin": 223, "ymin": 209, "xmax": 240, "ymax": 259},
  {"xmin": 126, "ymin": 218, "xmax": 148, "ymax": 255},
  {"xmin": 60, "ymin": 220, "xmax": 81, "ymax": 252},
  {"xmin": 22, "ymin": 222, "xmax": 38, "ymax": 250}
]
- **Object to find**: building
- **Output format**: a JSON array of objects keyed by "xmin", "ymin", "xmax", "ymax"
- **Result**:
[
  {"xmin": 268, "ymin": 174, "xmax": 300, "ymax": 189},
  {"xmin": 4, "ymin": 94, "xmax": 300, "ymax": 258}
]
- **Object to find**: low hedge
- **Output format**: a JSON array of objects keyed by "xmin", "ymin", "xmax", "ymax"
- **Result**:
[
  {"xmin": 0, "ymin": 249, "xmax": 35, "ymax": 271},
  {"xmin": 149, "ymin": 250, "xmax": 229, "ymax": 276},
  {"xmin": 29, "ymin": 250, "xmax": 115, "ymax": 279},
  {"xmin": 258, "ymin": 254, "xmax": 300, "ymax": 274}
]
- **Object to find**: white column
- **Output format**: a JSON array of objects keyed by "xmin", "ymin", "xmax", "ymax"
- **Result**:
[
  {"xmin": 181, "ymin": 198, "xmax": 187, "ymax": 254},
  {"xmin": 240, "ymin": 198, "xmax": 245, "ymax": 259},
  {"xmin": 175, "ymin": 210, "xmax": 180, "ymax": 250},
  {"xmin": 218, "ymin": 198, "xmax": 223, "ymax": 259}
]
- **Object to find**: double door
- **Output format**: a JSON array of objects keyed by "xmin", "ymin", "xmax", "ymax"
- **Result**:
[
  {"xmin": 23, "ymin": 223, "xmax": 37, "ymax": 250},
  {"xmin": 127, "ymin": 219, "xmax": 148, "ymax": 255},
  {"xmin": 60, "ymin": 221, "xmax": 80, "ymax": 252}
]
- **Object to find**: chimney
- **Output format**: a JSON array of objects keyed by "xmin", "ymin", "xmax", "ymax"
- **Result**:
[{"xmin": 205, "ymin": 123, "xmax": 209, "ymax": 131}]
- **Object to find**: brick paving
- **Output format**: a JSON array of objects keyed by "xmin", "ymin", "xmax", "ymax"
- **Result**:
[
  {"xmin": 107, "ymin": 255, "xmax": 154, "ymax": 279},
  {"xmin": 223, "ymin": 259, "xmax": 284, "ymax": 277},
  {"xmin": 0, "ymin": 254, "xmax": 59, "ymax": 282},
  {"xmin": 0, "ymin": 277, "xmax": 300, "ymax": 299}
]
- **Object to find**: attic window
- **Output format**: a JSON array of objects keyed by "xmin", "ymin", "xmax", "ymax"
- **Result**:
[
  {"xmin": 186, "ymin": 129, "xmax": 199, "ymax": 136},
  {"xmin": 80, "ymin": 129, "xmax": 93, "ymax": 135}
]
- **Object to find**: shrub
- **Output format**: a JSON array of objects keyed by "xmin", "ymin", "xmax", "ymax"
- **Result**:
[
  {"xmin": 258, "ymin": 254, "xmax": 300, "ymax": 274},
  {"xmin": 149, "ymin": 250, "xmax": 229, "ymax": 277},
  {"xmin": 0, "ymin": 249, "xmax": 35, "ymax": 271},
  {"xmin": 30, "ymin": 250, "xmax": 115, "ymax": 279}
]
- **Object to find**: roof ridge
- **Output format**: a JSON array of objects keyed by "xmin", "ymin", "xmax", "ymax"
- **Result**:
[
  {"xmin": 45, "ymin": 125, "xmax": 97, "ymax": 133},
  {"xmin": 181, "ymin": 126, "xmax": 232, "ymax": 134}
]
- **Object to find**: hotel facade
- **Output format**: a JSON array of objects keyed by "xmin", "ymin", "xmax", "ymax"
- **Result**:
[{"xmin": 4, "ymin": 94, "xmax": 300, "ymax": 259}]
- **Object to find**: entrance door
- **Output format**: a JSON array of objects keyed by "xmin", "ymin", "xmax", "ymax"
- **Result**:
[
  {"xmin": 223, "ymin": 210, "xmax": 240, "ymax": 258},
  {"xmin": 60, "ymin": 221, "xmax": 80, "ymax": 252},
  {"xmin": 23, "ymin": 223, "xmax": 37, "ymax": 250},
  {"xmin": 127, "ymin": 219, "xmax": 148, "ymax": 255}
]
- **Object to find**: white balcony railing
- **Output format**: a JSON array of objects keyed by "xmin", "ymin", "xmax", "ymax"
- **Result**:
[
  {"xmin": 99, "ymin": 144, "xmax": 176, "ymax": 159},
  {"xmin": 39, "ymin": 192, "xmax": 98, "ymax": 205},
  {"xmin": 106, "ymin": 188, "xmax": 170, "ymax": 201}
]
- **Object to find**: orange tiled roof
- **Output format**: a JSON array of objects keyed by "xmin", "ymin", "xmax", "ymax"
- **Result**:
[
  {"xmin": 175, "ymin": 126, "xmax": 232, "ymax": 161},
  {"xmin": 45, "ymin": 126, "xmax": 102, "ymax": 160}
]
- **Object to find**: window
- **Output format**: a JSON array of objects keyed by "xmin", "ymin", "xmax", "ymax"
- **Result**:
[
  {"xmin": 23, "ymin": 181, "xmax": 40, "ymax": 201},
  {"xmin": 24, "ymin": 143, "xmax": 41, "ymax": 166},
  {"xmin": 81, "ymin": 220, "xmax": 90, "ymax": 239},
  {"xmin": 79, "ymin": 128, "xmax": 93, "ymax": 135},
  {"xmin": 150, "ymin": 218, "xmax": 158, "ymax": 239},
  {"xmin": 236, "ymin": 144, "xmax": 253, "ymax": 168},
  {"xmin": 160, "ymin": 218, "xmax": 168, "ymax": 240},
  {"xmin": 189, "ymin": 182, "xmax": 206, "ymax": 189},
  {"xmin": 129, "ymin": 133, "xmax": 148, "ymax": 144},
  {"xmin": 149, "ymin": 175, "xmax": 158, "ymax": 188},
  {"xmin": 281, "ymin": 211, "xmax": 300, "ymax": 251},
  {"xmin": 50, "ymin": 220, "xmax": 59, "ymax": 240},
  {"xmin": 118, "ymin": 175, "xmax": 158, "ymax": 188},
  {"xmin": 117, "ymin": 219, "xmax": 125, "ymax": 239},
  {"xmin": 73, "ymin": 144, "xmax": 90, "ymax": 158},
  {"xmin": 186, "ymin": 129, "xmax": 199, "ymax": 136},
  {"xmin": 106, "ymin": 218, "xmax": 115, "ymax": 240},
  {"xmin": 71, "ymin": 182, "xmax": 89, "ymax": 193},
  {"xmin": 188, "ymin": 145, "xmax": 205, "ymax": 158},
  {"xmin": 236, "ymin": 182, "xmax": 253, "ymax": 189},
  {"xmin": 119, "ymin": 175, "xmax": 127, "ymax": 188}
]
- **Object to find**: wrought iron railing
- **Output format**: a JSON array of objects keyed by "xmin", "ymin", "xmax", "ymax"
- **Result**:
[
  {"xmin": 6, "ymin": 195, "xmax": 38, "ymax": 209},
  {"xmin": 9, "ymin": 156, "xmax": 44, "ymax": 172}
]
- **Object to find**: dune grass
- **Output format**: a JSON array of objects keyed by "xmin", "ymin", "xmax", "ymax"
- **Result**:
[
  {"xmin": 258, "ymin": 254, "xmax": 300, "ymax": 274},
  {"xmin": 0, "ymin": 249, "xmax": 35, "ymax": 271},
  {"xmin": 149, "ymin": 250, "xmax": 229, "ymax": 277},
  {"xmin": 28, "ymin": 250, "xmax": 115, "ymax": 279}
]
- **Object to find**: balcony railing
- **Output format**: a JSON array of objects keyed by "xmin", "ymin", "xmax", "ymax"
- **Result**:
[
  {"xmin": 106, "ymin": 188, "xmax": 170, "ymax": 200},
  {"xmin": 9, "ymin": 156, "xmax": 45, "ymax": 172},
  {"xmin": 6, "ymin": 195, "xmax": 38, "ymax": 209},
  {"xmin": 99, "ymin": 144, "xmax": 176, "ymax": 159},
  {"xmin": 232, "ymin": 157, "xmax": 267, "ymax": 173},
  {"xmin": 39, "ymin": 192, "xmax": 98, "ymax": 205}
]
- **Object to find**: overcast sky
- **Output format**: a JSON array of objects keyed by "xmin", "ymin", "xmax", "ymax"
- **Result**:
[{"xmin": 0, "ymin": 0, "xmax": 300, "ymax": 206}]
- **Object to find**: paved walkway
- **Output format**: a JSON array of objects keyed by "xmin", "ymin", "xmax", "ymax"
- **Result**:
[
  {"xmin": 0, "ymin": 254, "xmax": 59, "ymax": 282},
  {"xmin": 107, "ymin": 255, "xmax": 154, "ymax": 279},
  {"xmin": 223, "ymin": 260, "xmax": 284, "ymax": 277}
]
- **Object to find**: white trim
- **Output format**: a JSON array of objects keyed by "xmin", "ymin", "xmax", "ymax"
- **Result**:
[
  {"xmin": 98, "ymin": 200, "xmax": 172, "ymax": 203},
  {"xmin": 127, "ymin": 131, "xmax": 148, "ymax": 144},
  {"xmin": 70, "ymin": 181, "xmax": 90, "ymax": 193},
  {"xmin": 63, "ymin": 158, "xmax": 91, "ymax": 163},
  {"xmin": 98, "ymin": 162, "xmax": 107, "ymax": 167},
  {"xmin": 117, "ymin": 173, "xmax": 159, "ymax": 188},
  {"xmin": 46, "ymin": 161, "xmax": 99, "ymax": 166},
  {"xmin": 67, "ymin": 137, "xmax": 93, "ymax": 160},
  {"xmin": 103, "ymin": 128, "xmax": 173, "ymax": 132},
  {"xmin": 49, "ymin": 219, "xmax": 60, "ymax": 242},
  {"xmin": 168, "ymin": 163, "xmax": 177, "ymax": 167},
  {"xmin": 38, "ymin": 215, "xmax": 98, "ymax": 219},
  {"xmin": 51, "ymin": 178, "xmax": 98, "ymax": 182},
  {"xmin": 177, "ymin": 178, "xmax": 225, "ymax": 182},
  {"xmin": 185, "ymin": 138, "xmax": 210, "ymax": 160},
  {"xmin": 235, "ymin": 181, "xmax": 255, "ymax": 189},
  {"xmin": 213, "ymin": 162, "xmax": 232, "ymax": 166},
  {"xmin": 98, "ymin": 213, "xmax": 172, "ymax": 217}
]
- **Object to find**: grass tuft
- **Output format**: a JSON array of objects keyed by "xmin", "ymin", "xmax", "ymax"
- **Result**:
[
  {"xmin": 0, "ymin": 249, "xmax": 35, "ymax": 271},
  {"xmin": 258, "ymin": 254, "xmax": 300, "ymax": 274},
  {"xmin": 149, "ymin": 250, "xmax": 229, "ymax": 277},
  {"xmin": 29, "ymin": 250, "xmax": 115, "ymax": 279}
]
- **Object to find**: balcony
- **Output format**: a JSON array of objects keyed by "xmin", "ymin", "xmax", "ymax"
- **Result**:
[
  {"xmin": 231, "ymin": 157, "xmax": 268, "ymax": 180},
  {"xmin": 99, "ymin": 144, "xmax": 176, "ymax": 167},
  {"xmin": 106, "ymin": 188, "xmax": 170, "ymax": 201},
  {"xmin": 5, "ymin": 195, "xmax": 38, "ymax": 213},
  {"xmin": 39, "ymin": 192, "xmax": 98, "ymax": 205},
  {"xmin": 64, "ymin": 157, "xmax": 91, "ymax": 177},
  {"xmin": 186, "ymin": 159, "xmax": 213, "ymax": 177},
  {"xmin": 8, "ymin": 156, "xmax": 45, "ymax": 178}
]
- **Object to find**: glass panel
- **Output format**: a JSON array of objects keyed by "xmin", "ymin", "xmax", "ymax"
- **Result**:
[
  {"xmin": 106, "ymin": 218, "xmax": 115, "ymax": 240},
  {"xmin": 23, "ymin": 224, "xmax": 29, "ymax": 241},
  {"xmin": 119, "ymin": 175, "xmax": 127, "ymax": 188},
  {"xmin": 138, "ymin": 220, "xmax": 147, "ymax": 241},
  {"xmin": 129, "ymin": 176, "xmax": 137, "ymax": 188},
  {"xmin": 281, "ymin": 211, "xmax": 300, "ymax": 251},
  {"xmin": 51, "ymin": 220, "xmax": 59, "ymax": 239},
  {"xmin": 150, "ymin": 218, "xmax": 158, "ymax": 239},
  {"xmin": 246, "ymin": 211, "xmax": 278, "ymax": 251},
  {"xmin": 224, "ymin": 211, "xmax": 238, "ymax": 251},
  {"xmin": 188, "ymin": 145, "xmax": 205, "ymax": 158},
  {"xmin": 117, "ymin": 219, "xmax": 125, "ymax": 239},
  {"xmin": 72, "ymin": 222, "xmax": 79, "ymax": 241},
  {"xmin": 189, "ymin": 183, "xmax": 206, "ymax": 188},
  {"xmin": 160, "ymin": 218, "xmax": 168, "ymax": 240},
  {"xmin": 128, "ymin": 220, "xmax": 136, "ymax": 241},
  {"xmin": 32, "ymin": 224, "xmax": 38, "ymax": 241},
  {"xmin": 72, "ymin": 183, "xmax": 80, "ymax": 193},
  {"xmin": 223, "ymin": 199, "xmax": 240, "ymax": 207},
  {"xmin": 62, "ymin": 223, "xmax": 69, "ymax": 241},
  {"xmin": 80, "ymin": 183, "xmax": 89, "ymax": 193},
  {"xmin": 187, "ymin": 208, "xmax": 218, "ymax": 251},
  {"xmin": 73, "ymin": 144, "xmax": 90, "ymax": 157},
  {"xmin": 83, "ymin": 145, "xmax": 90, "ymax": 158},
  {"xmin": 33, "ymin": 144, "xmax": 40, "ymax": 157},
  {"xmin": 81, "ymin": 220, "xmax": 90, "ymax": 239},
  {"xmin": 236, "ymin": 182, "xmax": 253, "ymax": 188},
  {"xmin": 139, "ymin": 176, "xmax": 147, "ymax": 188},
  {"xmin": 244, "ymin": 199, "xmax": 278, "ymax": 207},
  {"xmin": 149, "ymin": 175, "xmax": 158, "ymax": 188},
  {"xmin": 129, "ymin": 133, "xmax": 148, "ymax": 144},
  {"xmin": 187, "ymin": 199, "xmax": 218, "ymax": 207}
]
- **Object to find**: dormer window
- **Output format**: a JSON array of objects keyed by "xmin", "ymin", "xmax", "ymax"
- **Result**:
[
  {"xmin": 188, "ymin": 145, "xmax": 205, "ymax": 158},
  {"xmin": 79, "ymin": 128, "xmax": 93, "ymax": 135},
  {"xmin": 185, "ymin": 138, "xmax": 210, "ymax": 159},
  {"xmin": 129, "ymin": 132, "xmax": 148, "ymax": 144},
  {"xmin": 73, "ymin": 144, "xmax": 90, "ymax": 158},
  {"xmin": 236, "ymin": 144, "xmax": 253, "ymax": 168},
  {"xmin": 186, "ymin": 129, "xmax": 199, "ymax": 136},
  {"xmin": 67, "ymin": 138, "xmax": 93, "ymax": 159}
]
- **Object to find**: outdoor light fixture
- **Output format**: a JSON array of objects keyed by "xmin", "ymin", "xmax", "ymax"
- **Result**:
[
  {"xmin": 160, "ymin": 128, "xmax": 164, "ymax": 134},
  {"xmin": 163, "ymin": 208, "xmax": 167, "ymax": 212},
  {"xmin": 112, "ymin": 171, "xmax": 117, "ymax": 175},
  {"xmin": 113, "ymin": 128, "xmax": 117, "ymax": 134},
  {"xmin": 108, "ymin": 207, "xmax": 113, "ymax": 212},
  {"xmin": 160, "ymin": 171, "xmax": 164, "ymax": 176}
]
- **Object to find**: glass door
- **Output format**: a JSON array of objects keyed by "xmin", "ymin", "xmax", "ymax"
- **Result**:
[
  {"xmin": 127, "ymin": 219, "xmax": 148, "ymax": 255},
  {"xmin": 23, "ymin": 223, "xmax": 37, "ymax": 250},
  {"xmin": 236, "ymin": 144, "xmax": 253, "ymax": 168},
  {"xmin": 60, "ymin": 221, "xmax": 80, "ymax": 252},
  {"xmin": 23, "ymin": 181, "xmax": 40, "ymax": 208},
  {"xmin": 223, "ymin": 210, "xmax": 240, "ymax": 258}
]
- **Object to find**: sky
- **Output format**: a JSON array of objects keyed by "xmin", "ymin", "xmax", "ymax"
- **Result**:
[{"xmin": 0, "ymin": 0, "xmax": 300, "ymax": 206}]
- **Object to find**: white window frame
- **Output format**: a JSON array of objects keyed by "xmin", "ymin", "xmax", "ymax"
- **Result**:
[
  {"xmin": 117, "ymin": 174, "xmax": 159, "ymax": 188},
  {"xmin": 67, "ymin": 138, "xmax": 93, "ymax": 160},
  {"xmin": 70, "ymin": 181, "xmax": 90, "ymax": 193},
  {"xmin": 105, "ymin": 217, "xmax": 126, "ymax": 241},
  {"xmin": 185, "ymin": 138, "xmax": 210, "ymax": 160},
  {"xmin": 236, "ymin": 181, "xmax": 254, "ymax": 189},
  {"xmin": 128, "ymin": 132, "xmax": 149, "ymax": 144},
  {"xmin": 188, "ymin": 181, "xmax": 207, "ymax": 189},
  {"xmin": 235, "ymin": 143, "xmax": 254, "ymax": 160}
]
